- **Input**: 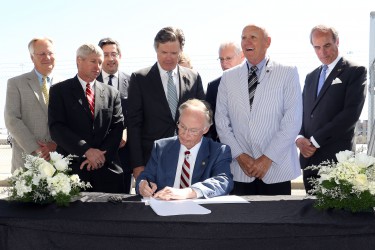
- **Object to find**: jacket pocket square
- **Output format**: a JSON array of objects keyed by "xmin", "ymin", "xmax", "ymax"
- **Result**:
[{"xmin": 331, "ymin": 78, "xmax": 342, "ymax": 85}]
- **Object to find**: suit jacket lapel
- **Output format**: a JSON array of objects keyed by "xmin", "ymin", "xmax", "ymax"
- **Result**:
[
  {"xmin": 165, "ymin": 138, "xmax": 181, "ymax": 186},
  {"xmin": 178, "ymin": 66, "xmax": 189, "ymax": 102},
  {"xmin": 150, "ymin": 63, "xmax": 172, "ymax": 116},
  {"xmin": 118, "ymin": 71, "xmax": 129, "ymax": 98},
  {"xmin": 314, "ymin": 58, "xmax": 345, "ymax": 106},
  {"xmin": 94, "ymin": 81, "xmax": 105, "ymax": 119},
  {"xmin": 26, "ymin": 71, "xmax": 48, "ymax": 114},
  {"xmin": 191, "ymin": 138, "xmax": 209, "ymax": 184},
  {"xmin": 71, "ymin": 76, "xmax": 92, "ymax": 120}
]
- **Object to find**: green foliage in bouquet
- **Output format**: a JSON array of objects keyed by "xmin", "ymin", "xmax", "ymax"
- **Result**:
[{"xmin": 7, "ymin": 152, "xmax": 91, "ymax": 206}]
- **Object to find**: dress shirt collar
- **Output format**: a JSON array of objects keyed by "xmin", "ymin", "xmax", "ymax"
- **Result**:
[
  {"xmin": 157, "ymin": 62, "xmax": 178, "ymax": 79},
  {"xmin": 102, "ymin": 70, "xmax": 119, "ymax": 82},
  {"xmin": 246, "ymin": 56, "xmax": 268, "ymax": 77},
  {"xmin": 179, "ymin": 137, "xmax": 203, "ymax": 157},
  {"xmin": 34, "ymin": 69, "xmax": 52, "ymax": 86},
  {"xmin": 325, "ymin": 55, "xmax": 342, "ymax": 77},
  {"xmin": 77, "ymin": 75, "xmax": 95, "ymax": 93}
]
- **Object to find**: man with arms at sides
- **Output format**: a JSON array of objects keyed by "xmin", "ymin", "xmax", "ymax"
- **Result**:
[
  {"xmin": 48, "ymin": 44, "xmax": 125, "ymax": 193},
  {"xmin": 205, "ymin": 41, "xmax": 244, "ymax": 141},
  {"xmin": 296, "ymin": 25, "xmax": 366, "ymax": 193},
  {"xmin": 136, "ymin": 99, "xmax": 233, "ymax": 200},
  {"xmin": 128, "ymin": 27, "xmax": 205, "ymax": 180},
  {"xmin": 97, "ymin": 38, "xmax": 132, "ymax": 193},
  {"xmin": 216, "ymin": 24, "xmax": 302, "ymax": 195},
  {"xmin": 5, "ymin": 37, "xmax": 59, "ymax": 173}
]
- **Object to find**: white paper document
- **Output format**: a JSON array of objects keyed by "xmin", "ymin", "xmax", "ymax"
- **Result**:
[
  {"xmin": 193, "ymin": 195, "xmax": 249, "ymax": 204},
  {"xmin": 148, "ymin": 198, "xmax": 211, "ymax": 216}
]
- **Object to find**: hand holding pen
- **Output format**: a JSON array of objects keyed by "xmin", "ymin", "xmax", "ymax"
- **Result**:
[{"xmin": 141, "ymin": 178, "xmax": 157, "ymax": 197}]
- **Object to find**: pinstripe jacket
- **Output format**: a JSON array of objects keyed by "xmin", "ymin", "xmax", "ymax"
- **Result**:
[{"xmin": 215, "ymin": 58, "xmax": 302, "ymax": 183}]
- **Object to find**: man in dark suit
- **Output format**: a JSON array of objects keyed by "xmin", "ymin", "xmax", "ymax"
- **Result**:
[
  {"xmin": 128, "ymin": 27, "xmax": 205, "ymax": 180},
  {"xmin": 205, "ymin": 42, "xmax": 243, "ymax": 141},
  {"xmin": 97, "ymin": 38, "xmax": 132, "ymax": 193},
  {"xmin": 136, "ymin": 99, "xmax": 233, "ymax": 200},
  {"xmin": 48, "ymin": 44, "xmax": 125, "ymax": 193},
  {"xmin": 296, "ymin": 25, "xmax": 367, "ymax": 193}
]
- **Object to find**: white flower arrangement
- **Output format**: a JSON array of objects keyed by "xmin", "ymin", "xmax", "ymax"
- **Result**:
[
  {"xmin": 7, "ymin": 152, "xmax": 91, "ymax": 206},
  {"xmin": 308, "ymin": 150, "xmax": 375, "ymax": 213}
]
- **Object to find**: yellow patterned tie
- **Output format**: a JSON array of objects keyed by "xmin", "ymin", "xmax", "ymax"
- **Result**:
[{"xmin": 41, "ymin": 76, "xmax": 49, "ymax": 104}]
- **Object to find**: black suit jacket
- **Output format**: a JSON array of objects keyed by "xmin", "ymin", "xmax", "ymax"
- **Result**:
[
  {"xmin": 299, "ymin": 57, "xmax": 367, "ymax": 169},
  {"xmin": 127, "ymin": 63, "xmax": 205, "ymax": 169},
  {"xmin": 97, "ymin": 71, "xmax": 132, "ymax": 191},
  {"xmin": 205, "ymin": 76, "xmax": 221, "ymax": 141},
  {"xmin": 48, "ymin": 76, "xmax": 125, "ymax": 193}
]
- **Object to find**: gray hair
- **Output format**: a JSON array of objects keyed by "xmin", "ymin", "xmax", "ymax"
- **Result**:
[
  {"xmin": 28, "ymin": 37, "xmax": 53, "ymax": 55},
  {"xmin": 218, "ymin": 41, "xmax": 242, "ymax": 55},
  {"xmin": 178, "ymin": 99, "xmax": 213, "ymax": 127},
  {"xmin": 76, "ymin": 44, "xmax": 103, "ymax": 59},
  {"xmin": 154, "ymin": 27, "xmax": 185, "ymax": 51},
  {"xmin": 310, "ymin": 25, "xmax": 339, "ymax": 45}
]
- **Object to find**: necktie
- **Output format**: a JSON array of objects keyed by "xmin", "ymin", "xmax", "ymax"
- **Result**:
[
  {"xmin": 86, "ymin": 82, "xmax": 95, "ymax": 119},
  {"xmin": 108, "ymin": 74, "xmax": 114, "ymax": 86},
  {"xmin": 180, "ymin": 150, "xmax": 191, "ymax": 188},
  {"xmin": 167, "ymin": 71, "xmax": 178, "ymax": 120},
  {"xmin": 317, "ymin": 65, "xmax": 328, "ymax": 96},
  {"xmin": 248, "ymin": 66, "xmax": 258, "ymax": 109},
  {"xmin": 41, "ymin": 76, "xmax": 49, "ymax": 104}
]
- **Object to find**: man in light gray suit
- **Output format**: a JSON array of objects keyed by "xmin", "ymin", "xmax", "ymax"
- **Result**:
[
  {"xmin": 215, "ymin": 24, "xmax": 302, "ymax": 195},
  {"xmin": 4, "ymin": 38, "xmax": 58, "ymax": 172}
]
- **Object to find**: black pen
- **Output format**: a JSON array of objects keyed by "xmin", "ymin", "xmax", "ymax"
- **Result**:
[
  {"xmin": 146, "ymin": 178, "xmax": 155, "ymax": 196},
  {"xmin": 146, "ymin": 178, "xmax": 153, "ymax": 189}
]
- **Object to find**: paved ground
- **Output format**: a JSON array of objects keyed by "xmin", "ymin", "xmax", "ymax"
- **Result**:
[{"xmin": 0, "ymin": 138, "xmax": 306, "ymax": 195}]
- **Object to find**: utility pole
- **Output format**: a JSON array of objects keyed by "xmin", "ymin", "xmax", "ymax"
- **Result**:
[{"xmin": 367, "ymin": 11, "xmax": 375, "ymax": 155}]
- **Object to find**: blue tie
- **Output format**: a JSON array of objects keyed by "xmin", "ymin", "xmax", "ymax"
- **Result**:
[{"xmin": 317, "ymin": 65, "xmax": 328, "ymax": 96}]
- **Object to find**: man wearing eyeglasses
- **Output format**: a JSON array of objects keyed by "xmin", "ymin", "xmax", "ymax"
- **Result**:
[
  {"xmin": 128, "ymin": 27, "xmax": 205, "ymax": 181},
  {"xmin": 205, "ymin": 42, "xmax": 244, "ymax": 142},
  {"xmin": 5, "ymin": 37, "xmax": 61, "ymax": 173},
  {"xmin": 97, "ymin": 38, "xmax": 132, "ymax": 193},
  {"xmin": 136, "ymin": 99, "xmax": 233, "ymax": 200}
]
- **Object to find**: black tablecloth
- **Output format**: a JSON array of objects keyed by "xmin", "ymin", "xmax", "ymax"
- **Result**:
[{"xmin": 1, "ymin": 194, "xmax": 375, "ymax": 250}]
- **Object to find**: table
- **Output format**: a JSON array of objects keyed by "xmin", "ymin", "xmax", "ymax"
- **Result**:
[{"xmin": 1, "ymin": 194, "xmax": 375, "ymax": 250}]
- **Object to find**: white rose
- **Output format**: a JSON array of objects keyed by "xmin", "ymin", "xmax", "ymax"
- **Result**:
[
  {"xmin": 50, "ymin": 152, "xmax": 63, "ymax": 163},
  {"xmin": 39, "ymin": 161, "xmax": 56, "ymax": 178},
  {"xmin": 353, "ymin": 174, "xmax": 368, "ymax": 191},
  {"xmin": 355, "ymin": 153, "xmax": 375, "ymax": 168},
  {"xmin": 54, "ymin": 159, "xmax": 68, "ymax": 171},
  {"xmin": 335, "ymin": 150, "xmax": 353, "ymax": 163},
  {"xmin": 70, "ymin": 174, "xmax": 80, "ymax": 184}
]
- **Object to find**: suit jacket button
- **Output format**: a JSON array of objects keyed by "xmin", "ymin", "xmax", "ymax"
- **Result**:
[{"xmin": 310, "ymin": 114, "xmax": 314, "ymax": 118}]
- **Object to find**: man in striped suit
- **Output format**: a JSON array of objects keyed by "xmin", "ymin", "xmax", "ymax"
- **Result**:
[{"xmin": 215, "ymin": 24, "xmax": 302, "ymax": 195}]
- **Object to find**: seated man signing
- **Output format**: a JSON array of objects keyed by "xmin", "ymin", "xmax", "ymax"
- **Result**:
[{"xmin": 136, "ymin": 99, "xmax": 233, "ymax": 200}]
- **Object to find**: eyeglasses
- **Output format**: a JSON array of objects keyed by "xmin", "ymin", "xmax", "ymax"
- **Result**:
[
  {"xmin": 104, "ymin": 52, "xmax": 119, "ymax": 58},
  {"xmin": 34, "ymin": 52, "xmax": 54, "ymax": 57},
  {"xmin": 218, "ymin": 56, "xmax": 234, "ymax": 63},
  {"xmin": 177, "ymin": 122, "xmax": 205, "ymax": 136}
]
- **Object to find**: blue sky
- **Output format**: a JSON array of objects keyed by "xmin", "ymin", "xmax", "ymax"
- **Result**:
[{"xmin": 0, "ymin": 0, "xmax": 373, "ymax": 128}]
